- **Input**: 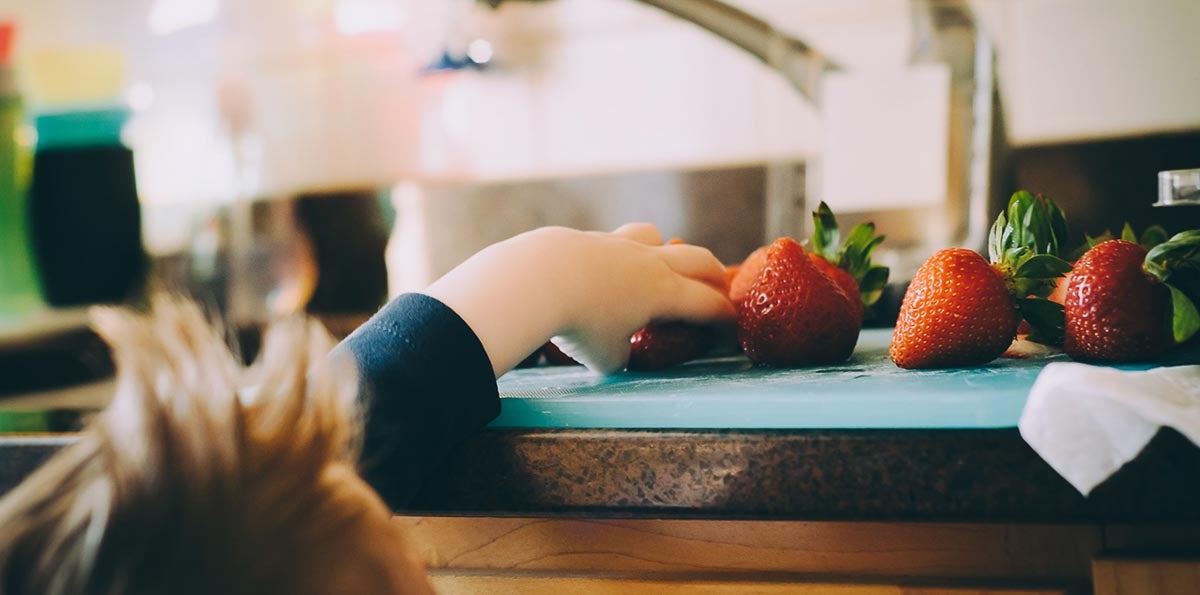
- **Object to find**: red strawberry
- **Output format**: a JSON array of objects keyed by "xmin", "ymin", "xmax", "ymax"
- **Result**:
[
  {"xmin": 1048, "ymin": 271, "xmax": 1072, "ymax": 305},
  {"xmin": 1045, "ymin": 222, "xmax": 1172, "ymax": 338},
  {"xmin": 1030, "ymin": 222, "xmax": 1167, "ymax": 338},
  {"xmin": 628, "ymin": 322, "xmax": 714, "ymax": 371},
  {"xmin": 890, "ymin": 249, "xmax": 1020, "ymax": 368},
  {"xmin": 891, "ymin": 191, "xmax": 1072, "ymax": 369},
  {"xmin": 810, "ymin": 253, "xmax": 864, "ymax": 322},
  {"xmin": 1064, "ymin": 240, "xmax": 1170, "ymax": 362},
  {"xmin": 738, "ymin": 238, "xmax": 859, "ymax": 366}
]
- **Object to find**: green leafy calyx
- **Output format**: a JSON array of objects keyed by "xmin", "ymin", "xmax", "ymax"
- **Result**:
[
  {"xmin": 1017, "ymin": 297, "xmax": 1066, "ymax": 346},
  {"xmin": 1144, "ymin": 230, "xmax": 1200, "ymax": 344},
  {"xmin": 1071, "ymin": 223, "xmax": 1168, "ymax": 260},
  {"xmin": 988, "ymin": 191, "xmax": 1072, "ymax": 344},
  {"xmin": 811, "ymin": 202, "xmax": 889, "ymax": 308}
]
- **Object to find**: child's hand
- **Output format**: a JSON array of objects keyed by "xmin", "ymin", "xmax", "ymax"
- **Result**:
[{"xmin": 425, "ymin": 223, "xmax": 735, "ymax": 376}]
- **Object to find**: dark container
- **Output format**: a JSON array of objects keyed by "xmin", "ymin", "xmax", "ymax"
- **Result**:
[{"xmin": 27, "ymin": 109, "xmax": 145, "ymax": 306}]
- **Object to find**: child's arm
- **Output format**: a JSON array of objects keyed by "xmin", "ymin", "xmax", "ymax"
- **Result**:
[
  {"xmin": 335, "ymin": 223, "xmax": 733, "ymax": 507},
  {"xmin": 425, "ymin": 223, "xmax": 734, "ymax": 375}
]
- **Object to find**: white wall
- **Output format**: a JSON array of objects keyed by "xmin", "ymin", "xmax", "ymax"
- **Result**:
[
  {"xmin": 978, "ymin": 0, "xmax": 1200, "ymax": 145},
  {"xmin": 417, "ymin": 0, "xmax": 817, "ymax": 181},
  {"xmin": 2, "ymin": 0, "xmax": 1197, "ymax": 203},
  {"xmin": 416, "ymin": 0, "xmax": 1200, "ymax": 180}
]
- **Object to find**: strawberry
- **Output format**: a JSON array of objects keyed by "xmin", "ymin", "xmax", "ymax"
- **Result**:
[
  {"xmin": 1029, "ymin": 223, "xmax": 1170, "ymax": 337},
  {"xmin": 1064, "ymin": 241, "xmax": 1167, "ymax": 362},
  {"xmin": 628, "ymin": 322, "xmax": 714, "ymax": 371},
  {"xmin": 1042, "ymin": 222, "xmax": 1170, "ymax": 321},
  {"xmin": 891, "ymin": 249, "xmax": 1021, "ymax": 368},
  {"xmin": 891, "ymin": 191, "xmax": 1072, "ymax": 369},
  {"xmin": 1064, "ymin": 232, "xmax": 1200, "ymax": 362},
  {"xmin": 810, "ymin": 255, "xmax": 862, "ymax": 320},
  {"xmin": 738, "ymin": 237, "xmax": 859, "ymax": 366},
  {"xmin": 808, "ymin": 202, "xmax": 889, "ymax": 322},
  {"xmin": 1047, "ymin": 272, "xmax": 1071, "ymax": 305},
  {"xmin": 729, "ymin": 245, "xmax": 769, "ymax": 306}
]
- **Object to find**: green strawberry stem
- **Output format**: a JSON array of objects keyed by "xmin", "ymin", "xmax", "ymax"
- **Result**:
[
  {"xmin": 989, "ymin": 190, "xmax": 1068, "ymax": 262},
  {"xmin": 1140, "ymin": 225, "xmax": 1171, "ymax": 249},
  {"xmin": 1121, "ymin": 222, "xmax": 1171, "ymax": 248},
  {"xmin": 811, "ymin": 202, "xmax": 889, "ymax": 307},
  {"xmin": 989, "ymin": 191, "xmax": 1072, "ymax": 345},
  {"xmin": 1017, "ymin": 297, "xmax": 1065, "ymax": 346},
  {"xmin": 1144, "ymin": 230, "xmax": 1200, "ymax": 343},
  {"xmin": 811, "ymin": 202, "xmax": 840, "ymax": 263},
  {"xmin": 1070, "ymin": 223, "xmax": 1170, "ymax": 260}
]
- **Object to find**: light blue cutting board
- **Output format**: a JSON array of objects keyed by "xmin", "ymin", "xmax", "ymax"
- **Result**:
[{"xmin": 491, "ymin": 328, "xmax": 1190, "ymax": 430}]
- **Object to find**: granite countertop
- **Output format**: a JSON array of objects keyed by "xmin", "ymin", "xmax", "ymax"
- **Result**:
[
  {"xmin": 2, "ymin": 330, "xmax": 1198, "ymax": 523},
  {"xmin": 1, "ymin": 421, "xmax": 1197, "ymax": 523},
  {"xmin": 405, "ymin": 426, "xmax": 1200, "ymax": 522},
  {"xmin": 403, "ymin": 329, "xmax": 1200, "ymax": 522}
]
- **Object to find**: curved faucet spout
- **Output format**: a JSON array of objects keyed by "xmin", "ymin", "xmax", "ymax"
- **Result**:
[{"xmin": 635, "ymin": 0, "xmax": 839, "ymax": 106}]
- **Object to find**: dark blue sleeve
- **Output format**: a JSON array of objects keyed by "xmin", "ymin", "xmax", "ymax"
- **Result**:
[{"xmin": 333, "ymin": 293, "xmax": 500, "ymax": 509}]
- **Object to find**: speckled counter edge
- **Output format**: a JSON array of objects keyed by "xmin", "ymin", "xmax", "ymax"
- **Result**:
[
  {"xmin": 408, "ymin": 427, "xmax": 1200, "ymax": 522},
  {"xmin": 2, "ymin": 430, "xmax": 1196, "ymax": 522}
]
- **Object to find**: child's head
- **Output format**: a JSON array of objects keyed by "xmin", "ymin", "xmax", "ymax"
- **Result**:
[{"xmin": 0, "ymin": 298, "xmax": 433, "ymax": 595}]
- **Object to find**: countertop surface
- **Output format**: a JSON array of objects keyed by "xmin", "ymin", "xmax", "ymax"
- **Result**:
[
  {"xmin": 490, "ymin": 329, "xmax": 1182, "ymax": 430},
  {"xmin": 3, "ymin": 329, "xmax": 1198, "ymax": 523},
  {"xmin": 422, "ymin": 329, "xmax": 1200, "ymax": 521},
  {"xmin": 406, "ymin": 425, "xmax": 1200, "ymax": 522}
]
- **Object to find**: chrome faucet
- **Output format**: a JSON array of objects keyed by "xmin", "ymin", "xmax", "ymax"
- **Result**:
[
  {"xmin": 481, "ymin": 0, "xmax": 1001, "ymax": 274},
  {"xmin": 633, "ymin": 0, "xmax": 1001, "ymax": 274},
  {"xmin": 634, "ymin": 0, "xmax": 840, "ymax": 106}
]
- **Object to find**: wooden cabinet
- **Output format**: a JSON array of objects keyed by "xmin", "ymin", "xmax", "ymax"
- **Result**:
[
  {"xmin": 400, "ymin": 516, "xmax": 1200, "ymax": 593},
  {"xmin": 428, "ymin": 573, "xmax": 1073, "ymax": 594},
  {"xmin": 1093, "ymin": 558, "xmax": 1200, "ymax": 595},
  {"xmin": 397, "ymin": 517, "xmax": 1093, "ymax": 594}
]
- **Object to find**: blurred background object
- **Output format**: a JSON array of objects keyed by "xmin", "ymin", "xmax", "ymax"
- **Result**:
[
  {"xmin": 1157, "ymin": 168, "xmax": 1200, "ymax": 207},
  {"xmin": 0, "ymin": 0, "xmax": 1197, "ymax": 336},
  {"xmin": 25, "ymin": 46, "xmax": 146, "ymax": 307},
  {"xmin": 0, "ymin": 22, "xmax": 40, "ymax": 314}
]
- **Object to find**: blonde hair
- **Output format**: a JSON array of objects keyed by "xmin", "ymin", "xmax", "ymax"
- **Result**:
[{"xmin": 0, "ymin": 297, "xmax": 370, "ymax": 595}]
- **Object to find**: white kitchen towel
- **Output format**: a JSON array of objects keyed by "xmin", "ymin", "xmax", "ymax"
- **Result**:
[{"xmin": 1019, "ymin": 362, "xmax": 1200, "ymax": 495}]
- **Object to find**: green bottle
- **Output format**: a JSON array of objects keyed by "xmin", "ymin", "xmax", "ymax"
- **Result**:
[{"xmin": 0, "ymin": 22, "xmax": 41, "ymax": 314}]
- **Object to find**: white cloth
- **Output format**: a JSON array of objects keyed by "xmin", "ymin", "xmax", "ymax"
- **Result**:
[{"xmin": 1019, "ymin": 362, "xmax": 1200, "ymax": 495}]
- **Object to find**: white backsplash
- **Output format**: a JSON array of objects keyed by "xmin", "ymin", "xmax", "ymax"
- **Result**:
[{"xmin": 1, "ymin": 0, "xmax": 1197, "ymax": 208}]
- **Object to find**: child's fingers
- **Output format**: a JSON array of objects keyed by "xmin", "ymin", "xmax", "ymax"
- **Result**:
[
  {"xmin": 656, "ymin": 277, "xmax": 736, "ymax": 324},
  {"xmin": 610, "ymin": 222, "xmax": 663, "ymax": 246},
  {"xmin": 552, "ymin": 334, "xmax": 630, "ymax": 375},
  {"xmin": 657, "ymin": 244, "xmax": 729, "ymax": 291}
]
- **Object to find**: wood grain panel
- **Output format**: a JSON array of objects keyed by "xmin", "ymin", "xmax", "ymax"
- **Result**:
[
  {"xmin": 1093, "ymin": 558, "xmax": 1200, "ymax": 595},
  {"xmin": 395, "ymin": 517, "xmax": 1100, "ymax": 580},
  {"xmin": 428, "ymin": 570, "xmax": 1072, "ymax": 595}
]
